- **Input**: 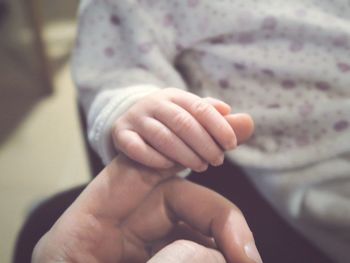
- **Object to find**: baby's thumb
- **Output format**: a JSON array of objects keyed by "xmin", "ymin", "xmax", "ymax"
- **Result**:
[
  {"xmin": 202, "ymin": 97, "xmax": 254, "ymax": 144},
  {"xmin": 225, "ymin": 114, "xmax": 254, "ymax": 144}
]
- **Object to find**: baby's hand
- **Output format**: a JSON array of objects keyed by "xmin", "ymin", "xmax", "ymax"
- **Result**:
[{"xmin": 112, "ymin": 88, "xmax": 254, "ymax": 172}]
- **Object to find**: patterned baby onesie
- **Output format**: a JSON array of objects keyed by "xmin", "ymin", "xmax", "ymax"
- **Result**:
[{"xmin": 72, "ymin": 1, "xmax": 350, "ymax": 262}]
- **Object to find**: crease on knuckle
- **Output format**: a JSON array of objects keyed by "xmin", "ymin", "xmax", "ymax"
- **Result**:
[
  {"xmin": 173, "ymin": 112, "xmax": 193, "ymax": 133},
  {"xmin": 191, "ymin": 100, "xmax": 212, "ymax": 118},
  {"xmin": 153, "ymin": 126, "xmax": 172, "ymax": 149}
]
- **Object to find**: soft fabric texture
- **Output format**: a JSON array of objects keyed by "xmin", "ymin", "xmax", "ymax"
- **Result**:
[{"xmin": 72, "ymin": 1, "xmax": 350, "ymax": 262}]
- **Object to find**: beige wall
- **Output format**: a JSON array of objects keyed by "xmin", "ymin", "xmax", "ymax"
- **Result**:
[{"xmin": 0, "ymin": 1, "xmax": 90, "ymax": 262}]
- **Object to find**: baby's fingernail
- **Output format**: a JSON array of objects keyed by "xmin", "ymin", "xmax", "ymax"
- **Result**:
[
  {"xmin": 225, "ymin": 139, "xmax": 237, "ymax": 150},
  {"xmin": 244, "ymin": 241, "xmax": 263, "ymax": 263},
  {"xmin": 197, "ymin": 163, "xmax": 208, "ymax": 172},
  {"xmin": 212, "ymin": 154, "xmax": 224, "ymax": 166}
]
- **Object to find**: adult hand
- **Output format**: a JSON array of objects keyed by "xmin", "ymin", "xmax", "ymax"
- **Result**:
[{"xmin": 32, "ymin": 155, "xmax": 262, "ymax": 263}]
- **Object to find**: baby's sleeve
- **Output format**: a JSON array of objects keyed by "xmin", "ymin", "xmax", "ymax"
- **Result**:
[{"xmin": 72, "ymin": 0, "xmax": 186, "ymax": 164}]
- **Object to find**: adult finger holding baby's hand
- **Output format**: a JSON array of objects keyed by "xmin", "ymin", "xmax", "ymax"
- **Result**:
[
  {"xmin": 112, "ymin": 88, "xmax": 254, "ymax": 172},
  {"xmin": 33, "ymin": 155, "xmax": 263, "ymax": 263}
]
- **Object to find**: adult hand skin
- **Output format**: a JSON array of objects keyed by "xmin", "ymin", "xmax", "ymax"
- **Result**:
[{"xmin": 32, "ymin": 155, "xmax": 262, "ymax": 263}]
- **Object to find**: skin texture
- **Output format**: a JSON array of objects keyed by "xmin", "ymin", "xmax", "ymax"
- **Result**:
[
  {"xmin": 112, "ymin": 88, "xmax": 254, "ymax": 172},
  {"xmin": 32, "ymin": 156, "xmax": 261, "ymax": 263}
]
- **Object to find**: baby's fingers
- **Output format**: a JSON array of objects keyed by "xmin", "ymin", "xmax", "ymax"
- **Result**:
[
  {"xmin": 169, "ymin": 90, "xmax": 237, "ymax": 150},
  {"xmin": 153, "ymin": 102, "xmax": 225, "ymax": 167},
  {"xmin": 113, "ymin": 129, "xmax": 174, "ymax": 169},
  {"xmin": 135, "ymin": 117, "xmax": 208, "ymax": 172},
  {"xmin": 202, "ymin": 98, "xmax": 254, "ymax": 145},
  {"xmin": 203, "ymin": 97, "xmax": 231, "ymax": 116}
]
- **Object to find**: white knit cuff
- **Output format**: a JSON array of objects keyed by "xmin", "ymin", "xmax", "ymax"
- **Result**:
[{"xmin": 88, "ymin": 85, "xmax": 160, "ymax": 165}]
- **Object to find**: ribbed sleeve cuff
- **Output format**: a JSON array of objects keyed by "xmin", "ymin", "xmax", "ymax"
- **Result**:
[{"xmin": 87, "ymin": 85, "xmax": 160, "ymax": 165}]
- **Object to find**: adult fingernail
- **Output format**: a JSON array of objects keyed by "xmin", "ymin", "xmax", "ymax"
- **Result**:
[{"xmin": 244, "ymin": 241, "xmax": 263, "ymax": 263}]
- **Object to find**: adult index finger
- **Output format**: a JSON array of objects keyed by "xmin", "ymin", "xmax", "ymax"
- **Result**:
[
  {"xmin": 122, "ymin": 178, "xmax": 262, "ymax": 263},
  {"xmin": 163, "ymin": 179, "xmax": 263, "ymax": 263}
]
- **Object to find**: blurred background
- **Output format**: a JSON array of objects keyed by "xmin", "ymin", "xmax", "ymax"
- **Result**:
[{"xmin": 0, "ymin": 0, "xmax": 90, "ymax": 262}]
